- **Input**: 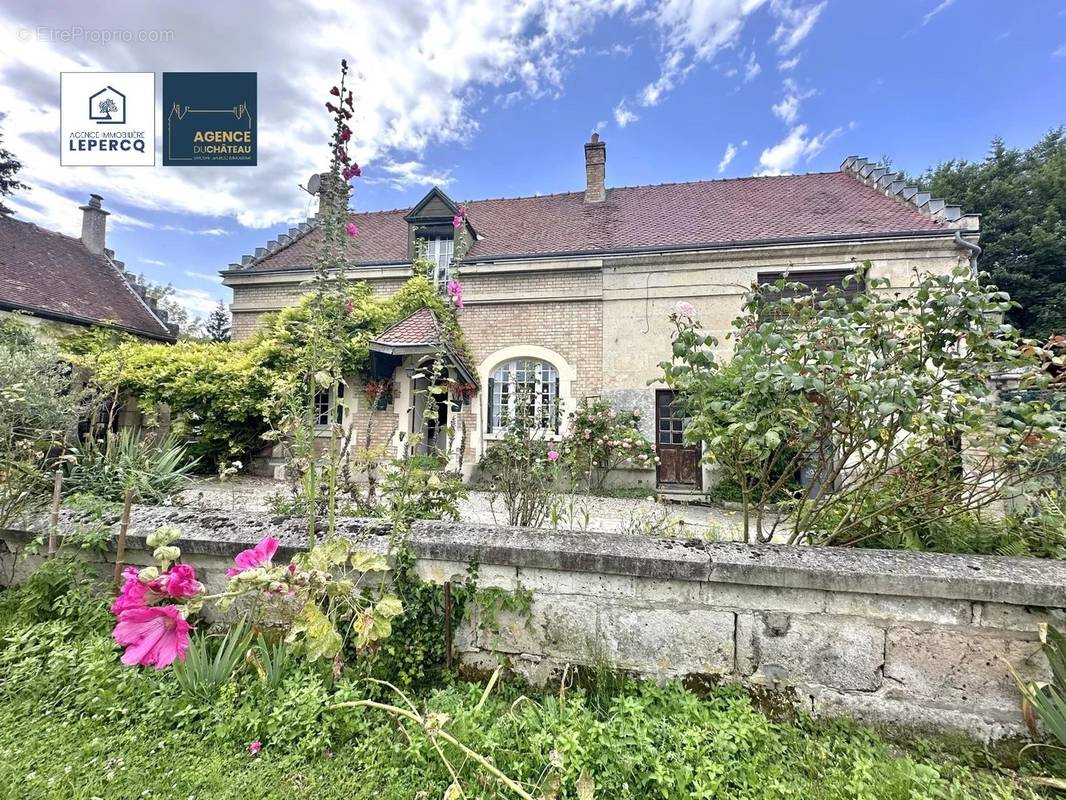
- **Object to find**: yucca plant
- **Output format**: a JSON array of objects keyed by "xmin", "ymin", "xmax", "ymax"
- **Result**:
[
  {"xmin": 1010, "ymin": 623, "xmax": 1066, "ymax": 789},
  {"xmin": 65, "ymin": 428, "xmax": 197, "ymax": 503},
  {"xmin": 173, "ymin": 622, "xmax": 253, "ymax": 703}
]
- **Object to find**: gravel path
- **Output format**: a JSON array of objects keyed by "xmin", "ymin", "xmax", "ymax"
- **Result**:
[{"xmin": 178, "ymin": 476, "xmax": 749, "ymax": 540}]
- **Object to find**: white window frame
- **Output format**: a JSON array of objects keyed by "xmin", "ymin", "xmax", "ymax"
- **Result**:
[
  {"xmin": 423, "ymin": 236, "xmax": 454, "ymax": 288},
  {"xmin": 489, "ymin": 359, "xmax": 560, "ymax": 434},
  {"xmin": 313, "ymin": 381, "xmax": 346, "ymax": 430}
]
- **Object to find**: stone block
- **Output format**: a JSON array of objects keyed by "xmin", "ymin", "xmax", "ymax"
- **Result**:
[
  {"xmin": 416, "ymin": 559, "xmax": 515, "ymax": 589},
  {"xmin": 477, "ymin": 594, "xmax": 600, "ymax": 663},
  {"xmin": 826, "ymin": 592, "xmax": 972, "ymax": 626},
  {"xmin": 883, "ymin": 626, "xmax": 1047, "ymax": 711},
  {"xmin": 635, "ymin": 576, "xmax": 702, "ymax": 604},
  {"xmin": 736, "ymin": 613, "xmax": 886, "ymax": 691},
  {"xmin": 702, "ymin": 581, "xmax": 826, "ymax": 614},
  {"xmin": 975, "ymin": 602, "xmax": 1066, "ymax": 634},
  {"xmin": 602, "ymin": 607, "xmax": 734, "ymax": 675},
  {"xmin": 517, "ymin": 566, "xmax": 635, "ymax": 599}
]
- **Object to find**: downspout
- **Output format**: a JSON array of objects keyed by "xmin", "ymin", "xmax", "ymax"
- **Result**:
[{"xmin": 953, "ymin": 230, "xmax": 981, "ymax": 278}]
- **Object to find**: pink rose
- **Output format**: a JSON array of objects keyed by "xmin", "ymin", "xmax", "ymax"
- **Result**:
[
  {"xmin": 113, "ymin": 605, "xmax": 191, "ymax": 669},
  {"xmin": 345, "ymin": 222, "xmax": 359, "ymax": 238},
  {"xmin": 227, "ymin": 536, "xmax": 280, "ymax": 577},
  {"xmin": 675, "ymin": 301, "xmax": 697, "ymax": 319},
  {"xmin": 547, "ymin": 450, "xmax": 560, "ymax": 462}
]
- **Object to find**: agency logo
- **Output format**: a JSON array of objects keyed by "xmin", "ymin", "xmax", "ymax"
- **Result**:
[
  {"xmin": 89, "ymin": 85, "xmax": 125, "ymax": 124},
  {"xmin": 162, "ymin": 72, "xmax": 257, "ymax": 166},
  {"xmin": 61, "ymin": 72, "xmax": 154, "ymax": 166}
]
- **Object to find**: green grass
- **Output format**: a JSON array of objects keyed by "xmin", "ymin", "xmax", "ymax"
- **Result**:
[{"xmin": 0, "ymin": 567, "xmax": 1060, "ymax": 800}]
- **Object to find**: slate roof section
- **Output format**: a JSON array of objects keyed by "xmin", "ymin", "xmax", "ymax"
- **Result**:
[
  {"xmin": 369, "ymin": 307, "xmax": 477, "ymax": 385},
  {"xmin": 238, "ymin": 170, "xmax": 951, "ymax": 273},
  {"xmin": 0, "ymin": 215, "xmax": 175, "ymax": 341}
]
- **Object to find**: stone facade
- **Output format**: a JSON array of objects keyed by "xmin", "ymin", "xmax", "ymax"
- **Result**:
[{"xmin": 5, "ymin": 506, "xmax": 1063, "ymax": 741}]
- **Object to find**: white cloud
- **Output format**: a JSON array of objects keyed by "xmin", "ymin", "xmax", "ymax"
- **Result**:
[
  {"xmin": 778, "ymin": 55, "xmax": 800, "ymax": 70},
  {"xmin": 743, "ymin": 51, "xmax": 762, "ymax": 81},
  {"xmin": 922, "ymin": 0, "xmax": 956, "ymax": 26},
  {"xmin": 364, "ymin": 159, "xmax": 452, "ymax": 191},
  {"xmin": 1054, "ymin": 42, "xmax": 1066, "ymax": 58},
  {"xmin": 171, "ymin": 286, "xmax": 223, "ymax": 318},
  {"xmin": 769, "ymin": 0, "xmax": 826, "ymax": 54},
  {"xmin": 141, "ymin": 258, "xmax": 167, "ymax": 267},
  {"xmin": 594, "ymin": 119, "xmax": 608, "ymax": 132},
  {"xmin": 771, "ymin": 78, "xmax": 815, "ymax": 123},
  {"xmin": 755, "ymin": 123, "xmax": 842, "ymax": 175},
  {"xmin": 614, "ymin": 100, "xmax": 639, "ymax": 128},
  {"xmin": 718, "ymin": 142, "xmax": 738, "ymax": 172},
  {"xmin": 184, "ymin": 270, "xmax": 224, "ymax": 284},
  {"xmin": 0, "ymin": 0, "xmax": 645, "ymax": 240}
]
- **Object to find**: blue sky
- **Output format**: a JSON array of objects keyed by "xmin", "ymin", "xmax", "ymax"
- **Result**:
[{"xmin": 0, "ymin": 0, "xmax": 1064, "ymax": 322}]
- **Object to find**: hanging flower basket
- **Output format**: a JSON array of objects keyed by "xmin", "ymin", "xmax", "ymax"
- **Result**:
[
  {"xmin": 451, "ymin": 382, "xmax": 477, "ymax": 411},
  {"xmin": 364, "ymin": 378, "xmax": 393, "ymax": 410}
]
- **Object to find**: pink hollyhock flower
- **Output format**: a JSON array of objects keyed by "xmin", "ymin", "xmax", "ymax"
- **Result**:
[
  {"xmin": 342, "ymin": 164, "xmax": 361, "ymax": 180},
  {"xmin": 227, "ymin": 536, "xmax": 280, "ymax": 577},
  {"xmin": 112, "ymin": 567, "xmax": 151, "ymax": 615},
  {"xmin": 547, "ymin": 450, "xmax": 560, "ymax": 462},
  {"xmin": 345, "ymin": 222, "xmax": 359, "ymax": 238},
  {"xmin": 446, "ymin": 280, "xmax": 464, "ymax": 309},
  {"xmin": 339, "ymin": 128, "xmax": 351, "ymax": 142},
  {"xmin": 344, "ymin": 297, "xmax": 354, "ymax": 316},
  {"xmin": 113, "ymin": 605, "xmax": 191, "ymax": 669},
  {"xmin": 451, "ymin": 206, "xmax": 466, "ymax": 229},
  {"xmin": 675, "ymin": 301, "xmax": 698, "ymax": 319},
  {"xmin": 149, "ymin": 564, "xmax": 202, "ymax": 599},
  {"xmin": 249, "ymin": 740, "xmax": 262, "ymax": 755},
  {"xmin": 330, "ymin": 86, "xmax": 340, "ymax": 97}
]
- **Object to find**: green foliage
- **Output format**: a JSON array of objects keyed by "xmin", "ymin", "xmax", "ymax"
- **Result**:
[
  {"xmin": 479, "ymin": 389, "xmax": 564, "ymax": 527},
  {"xmin": 662, "ymin": 264, "xmax": 1066, "ymax": 546},
  {"xmin": 918, "ymin": 128, "xmax": 1066, "ymax": 340},
  {"xmin": 174, "ymin": 622, "xmax": 254, "ymax": 703},
  {"xmin": 64, "ymin": 428, "xmax": 197, "ymax": 503},
  {"xmin": 560, "ymin": 399, "xmax": 656, "ymax": 492},
  {"xmin": 0, "ymin": 591, "xmax": 1051, "ymax": 799}
]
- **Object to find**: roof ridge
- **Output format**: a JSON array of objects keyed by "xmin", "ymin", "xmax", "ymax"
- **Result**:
[{"xmin": 99, "ymin": 250, "xmax": 175, "ymax": 338}]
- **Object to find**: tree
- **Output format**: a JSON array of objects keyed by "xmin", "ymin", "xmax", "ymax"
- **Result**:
[
  {"xmin": 131, "ymin": 274, "xmax": 202, "ymax": 338},
  {"xmin": 661, "ymin": 265, "xmax": 1066, "ymax": 545},
  {"xmin": 0, "ymin": 127, "xmax": 29, "ymax": 215},
  {"xmin": 205, "ymin": 300, "xmax": 231, "ymax": 342},
  {"xmin": 98, "ymin": 98, "xmax": 119, "ymax": 119},
  {"xmin": 917, "ymin": 128, "xmax": 1066, "ymax": 340}
]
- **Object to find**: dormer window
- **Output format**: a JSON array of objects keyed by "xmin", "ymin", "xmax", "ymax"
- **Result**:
[{"xmin": 424, "ymin": 236, "xmax": 454, "ymax": 288}]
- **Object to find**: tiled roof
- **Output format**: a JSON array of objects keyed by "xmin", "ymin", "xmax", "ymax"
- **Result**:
[
  {"xmin": 240, "ymin": 170, "xmax": 949, "ymax": 272},
  {"xmin": 0, "ymin": 215, "xmax": 174, "ymax": 340},
  {"xmin": 372, "ymin": 306, "xmax": 439, "ymax": 346},
  {"xmin": 370, "ymin": 307, "xmax": 477, "ymax": 385}
]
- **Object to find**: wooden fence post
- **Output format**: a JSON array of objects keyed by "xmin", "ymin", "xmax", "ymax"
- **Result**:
[{"xmin": 113, "ymin": 488, "xmax": 134, "ymax": 583}]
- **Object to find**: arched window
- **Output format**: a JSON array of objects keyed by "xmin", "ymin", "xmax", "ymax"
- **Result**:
[{"xmin": 488, "ymin": 359, "xmax": 560, "ymax": 433}]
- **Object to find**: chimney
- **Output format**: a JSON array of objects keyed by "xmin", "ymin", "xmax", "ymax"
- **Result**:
[
  {"xmin": 584, "ymin": 133, "xmax": 606, "ymax": 203},
  {"xmin": 79, "ymin": 194, "xmax": 109, "ymax": 254}
]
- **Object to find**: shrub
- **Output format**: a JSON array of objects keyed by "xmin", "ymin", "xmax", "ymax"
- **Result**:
[
  {"xmin": 64, "ymin": 428, "xmax": 197, "ymax": 503},
  {"xmin": 662, "ymin": 264, "xmax": 1066, "ymax": 546},
  {"xmin": 478, "ymin": 392, "xmax": 563, "ymax": 527},
  {"xmin": 560, "ymin": 399, "xmax": 656, "ymax": 492}
]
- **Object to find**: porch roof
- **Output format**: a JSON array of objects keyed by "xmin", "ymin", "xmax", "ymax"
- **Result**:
[{"xmin": 368, "ymin": 307, "xmax": 478, "ymax": 386}]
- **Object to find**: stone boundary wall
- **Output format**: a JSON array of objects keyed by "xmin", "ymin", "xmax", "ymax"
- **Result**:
[{"xmin": 4, "ymin": 506, "xmax": 1065, "ymax": 741}]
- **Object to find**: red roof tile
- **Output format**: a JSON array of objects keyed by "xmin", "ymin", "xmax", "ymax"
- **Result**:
[
  {"xmin": 0, "ymin": 215, "xmax": 174, "ymax": 340},
  {"xmin": 373, "ymin": 306, "xmax": 439, "ymax": 346},
  {"xmin": 243, "ymin": 171, "xmax": 947, "ymax": 272}
]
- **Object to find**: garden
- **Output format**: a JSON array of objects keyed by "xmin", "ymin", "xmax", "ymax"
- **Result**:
[{"xmin": 3, "ymin": 61, "xmax": 1066, "ymax": 798}]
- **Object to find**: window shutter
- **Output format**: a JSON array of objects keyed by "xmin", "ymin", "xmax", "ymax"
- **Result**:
[
  {"xmin": 554, "ymin": 374, "xmax": 561, "ymax": 433},
  {"xmin": 486, "ymin": 376, "xmax": 494, "ymax": 433}
]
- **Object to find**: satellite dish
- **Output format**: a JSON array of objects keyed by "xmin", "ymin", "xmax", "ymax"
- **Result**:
[{"xmin": 304, "ymin": 173, "xmax": 322, "ymax": 195}]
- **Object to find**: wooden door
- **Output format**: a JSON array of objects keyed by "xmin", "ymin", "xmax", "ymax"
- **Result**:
[{"xmin": 655, "ymin": 390, "xmax": 701, "ymax": 489}]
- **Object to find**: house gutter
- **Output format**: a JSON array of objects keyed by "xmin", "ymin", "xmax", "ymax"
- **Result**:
[
  {"xmin": 0, "ymin": 301, "xmax": 176, "ymax": 343},
  {"xmin": 953, "ymin": 230, "xmax": 981, "ymax": 277}
]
